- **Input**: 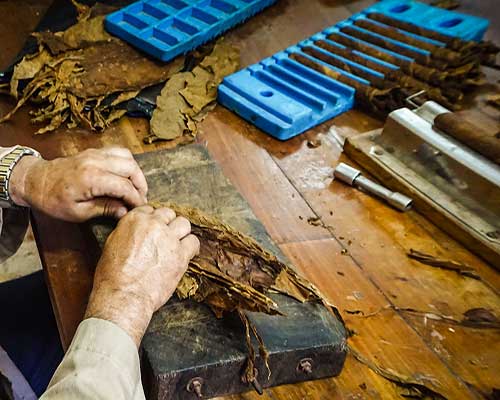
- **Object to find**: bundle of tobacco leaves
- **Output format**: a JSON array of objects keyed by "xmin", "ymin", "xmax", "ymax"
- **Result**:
[
  {"xmin": 0, "ymin": 9, "xmax": 185, "ymax": 134},
  {"xmin": 146, "ymin": 39, "xmax": 239, "ymax": 143},
  {"xmin": 152, "ymin": 202, "xmax": 334, "ymax": 383}
]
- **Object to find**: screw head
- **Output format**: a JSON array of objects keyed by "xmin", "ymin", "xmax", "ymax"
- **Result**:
[
  {"xmin": 297, "ymin": 358, "xmax": 313, "ymax": 374},
  {"xmin": 187, "ymin": 377, "xmax": 204, "ymax": 398}
]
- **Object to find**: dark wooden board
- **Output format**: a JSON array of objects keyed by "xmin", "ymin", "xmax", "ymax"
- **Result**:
[{"xmin": 90, "ymin": 144, "xmax": 347, "ymax": 400}]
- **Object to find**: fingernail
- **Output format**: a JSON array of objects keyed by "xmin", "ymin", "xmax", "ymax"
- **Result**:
[{"xmin": 116, "ymin": 207, "xmax": 128, "ymax": 218}]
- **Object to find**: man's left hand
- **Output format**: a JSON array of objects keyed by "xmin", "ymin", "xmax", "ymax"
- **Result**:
[{"xmin": 9, "ymin": 146, "xmax": 148, "ymax": 222}]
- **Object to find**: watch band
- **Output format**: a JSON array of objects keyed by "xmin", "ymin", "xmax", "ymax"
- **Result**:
[{"xmin": 0, "ymin": 146, "xmax": 40, "ymax": 208}]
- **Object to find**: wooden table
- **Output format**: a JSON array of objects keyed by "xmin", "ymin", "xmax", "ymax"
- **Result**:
[{"xmin": 1, "ymin": 1, "xmax": 499, "ymax": 399}]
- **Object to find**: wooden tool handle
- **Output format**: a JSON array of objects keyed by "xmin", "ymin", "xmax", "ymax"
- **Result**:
[{"xmin": 434, "ymin": 112, "xmax": 500, "ymax": 164}]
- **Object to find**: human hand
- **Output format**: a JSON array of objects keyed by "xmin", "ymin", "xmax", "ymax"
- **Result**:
[
  {"xmin": 9, "ymin": 146, "xmax": 148, "ymax": 222},
  {"xmin": 85, "ymin": 205, "xmax": 200, "ymax": 346}
]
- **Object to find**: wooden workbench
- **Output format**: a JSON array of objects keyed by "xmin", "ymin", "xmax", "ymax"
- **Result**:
[{"xmin": 1, "ymin": 1, "xmax": 499, "ymax": 399}]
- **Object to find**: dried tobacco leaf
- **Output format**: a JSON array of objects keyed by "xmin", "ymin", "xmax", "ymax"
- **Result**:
[
  {"xmin": 62, "ymin": 15, "xmax": 112, "ymax": 49},
  {"xmin": 149, "ymin": 73, "xmax": 191, "ymax": 141},
  {"xmin": 71, "ymin": 0, "xmax": 91, "ymax": 21},
  {"xmin": 10, "ymin": 48, "xmax": 53, "ymax": 98},
  {"xmin": 1, "ymin": 12, "xmax": 184, "ymax": 134},
  {"xmin": 408, "ymin": 249, "xmax": 480, "ymax": 279},
  {"xmin": 147, "ymin": 39, "xmax": 239, "ymax": 143},
  {"xmin": 69, "ymin": 40, "xmax": 184, "ymax": 98},
  {"xmin": 150, "ymin": 201, "xmax": 333, "ymax": 377}
]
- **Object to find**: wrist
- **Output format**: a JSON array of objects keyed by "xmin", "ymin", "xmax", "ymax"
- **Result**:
[
  {"xmin": 9, "ymin": 156, "xmax": 44, "ymax": 207},
  {"xmin": 85, "ymin": 285, "xmax": 154, "ymax": 348}
]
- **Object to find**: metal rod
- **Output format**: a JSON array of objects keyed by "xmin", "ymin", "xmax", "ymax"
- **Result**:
[{"xmin": 334, "ymin": 163, "xmax": 413, "ymax": 212}]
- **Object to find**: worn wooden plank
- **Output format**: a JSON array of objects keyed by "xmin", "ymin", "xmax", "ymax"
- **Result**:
[
  {"xmin": 198, "ymin": 111, "xmax": 481, "ymax": 399},
  {"xmin": 405, "ymin": 314, "xmax": 500, "ymax": 398},
  {"xmin": 277, "ymin": 239, "xmax": 477, "ymax": 400},
  {"xmin": 247, "ymin": 113, "xmax": 500, "ymax": 396},
  {"xmin": 200, "ymin": 111, "xmax": 331, "ymax": 244}
]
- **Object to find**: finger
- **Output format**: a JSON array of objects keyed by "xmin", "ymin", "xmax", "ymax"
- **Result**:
[
  {"xmin": 132, "ymin": 205, "xmax": 155, "ymax": 214},
  {"xmin": 81, "ymin": 198, "xmax": 128, "ymax": 220},
  {"xmin": 180, "ymin": 234, "xmax": 200, "ymax": 263},
  {"xmin": 100, "ymin": 146, "xmax": 134, "ymax": 159},
  {"xmin": 94, "ymin": 156, "xmax": 148, "ymax": 201},
  {"xmin": 92, "ymin": 174, "xmax": 145, "ymax": 208},
  {"xmin": 153, "ymin": 207, "xmax": 176, "ymax": 225},
  {"xmin": 168, "ymin": 216, "xmax": 191, "ymax": 240}
]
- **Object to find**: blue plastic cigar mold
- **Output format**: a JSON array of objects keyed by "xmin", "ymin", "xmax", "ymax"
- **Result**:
[
  {"xmin": 218, "ymin": 52, "xmax": 355, "ymax": 141},
  {"xmin": 217, "ymin": 0, "xmax": 489, "ymax": 140},
  {"xmin": 364, "ymin": 0, "xmax": 489, "ymax": 42},
  {"xmin": 105, "ymin": 0, "xmax": 277, "ymax": 62}
]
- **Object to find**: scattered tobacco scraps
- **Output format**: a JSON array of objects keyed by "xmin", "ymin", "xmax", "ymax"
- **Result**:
[
  {"xmin": 307, "ymin": 138, "xmax": 322, "ymax": 148},
  {"xmin": 463, "ymin": 308, "xmax": 499, "ymax": 327},
  {"xmin": 151, "ymin": 202, "xmax": 334, "ymax": 380},
  {"xmin": 146, "ymin": 39, "xmax": 239, "ymax": 144},
  {"xmin": 350, "ymin": 347, "xmax": 447, "ymax": 399},
  {"xmin": 408, "ymin": 249, "xmax": 480, "ymax": 280}
]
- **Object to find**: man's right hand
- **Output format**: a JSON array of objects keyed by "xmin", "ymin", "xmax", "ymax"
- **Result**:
[{"xmin": 85, "ymin": 205, "xmax": 200, "ymax": 346}]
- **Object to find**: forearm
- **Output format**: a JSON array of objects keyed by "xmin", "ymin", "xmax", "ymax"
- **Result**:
[{"xmin": 9, "ymin": 155, "xmax": 44, "ymax": 207}]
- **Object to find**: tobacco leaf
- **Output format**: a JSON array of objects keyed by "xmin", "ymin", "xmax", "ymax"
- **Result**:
[
  {"xmin": 149, "ymin": 72, "xmax": 191, "ymax": 141},
  {"xmin": 463, "ymin": 308, "xmax": 499, "ymax": 326},
  {"xmin": 71, "ymin": 0, "xmax": 91, "ymax": 21},
  {"xmin": 69, "ymin": 40, "xmax": 185, "ymax": 98},
  {"xmin": 148, "ymin": 39, "xmax": 239, "ymax": 143},
  {"xmin": 9, "ymin": 48, "xmax": 53, "ymax": 98},
  {"xmin": 62, "ymin": 15, "xmax": 112, "ymax": 49},
  {"xmin": 1, "ymin": 11, "xmax": 184, "ymax": 134},
  {"xmin": 147, "ymin": 202, "xmax": 334, "ymax": 380},
  {"xmin": 408, "ymin": 249, "xmax": 480, "ymax": 280},
  {"xmin": 154, "ymin": 201, "xmax": 328, "ymax": 316}
]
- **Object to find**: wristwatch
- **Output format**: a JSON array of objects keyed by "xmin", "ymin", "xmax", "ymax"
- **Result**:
[{"xmin": 0, "ymin": 146, "xmax": 41, "ymax": 208}]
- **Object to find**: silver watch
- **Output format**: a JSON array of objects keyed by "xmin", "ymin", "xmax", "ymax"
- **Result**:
[{"xmin": 0, "ymin": 146, "xmax": 41, "ymax": 208}]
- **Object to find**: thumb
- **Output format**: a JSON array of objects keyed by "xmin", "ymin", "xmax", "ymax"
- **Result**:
[{"xmin": 85, "ymin": 198, "xmax": 129, "ymax": 219}]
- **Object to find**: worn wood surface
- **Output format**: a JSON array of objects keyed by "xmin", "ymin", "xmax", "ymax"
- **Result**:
[{"xmin": 0, "ymin": 0, "xmax": 499, "ymax": 399}]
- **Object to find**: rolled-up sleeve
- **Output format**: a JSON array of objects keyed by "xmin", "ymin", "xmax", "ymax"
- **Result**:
[{"xmin": 40, "ymin": 318, "xmax": 145, "ymax": 400}]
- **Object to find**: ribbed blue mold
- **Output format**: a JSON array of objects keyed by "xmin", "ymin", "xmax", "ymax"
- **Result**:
[{"xmin": 105, "ymin": 0, "xmax": 277, "ymax": 61}]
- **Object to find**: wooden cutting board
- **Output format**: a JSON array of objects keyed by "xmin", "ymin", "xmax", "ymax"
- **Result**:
[{"xmin": 90, "ymin": 144, "xmax": 346, "ymax": 400}]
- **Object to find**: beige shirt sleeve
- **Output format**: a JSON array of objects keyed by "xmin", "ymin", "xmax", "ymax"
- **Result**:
[
  {"xmin": 41, "ymin": 318, "xmax": 145, "ymax": 400},
  {"xmin": 0, "ymin": 146, "xmax": 30, "ymax": 263}
]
